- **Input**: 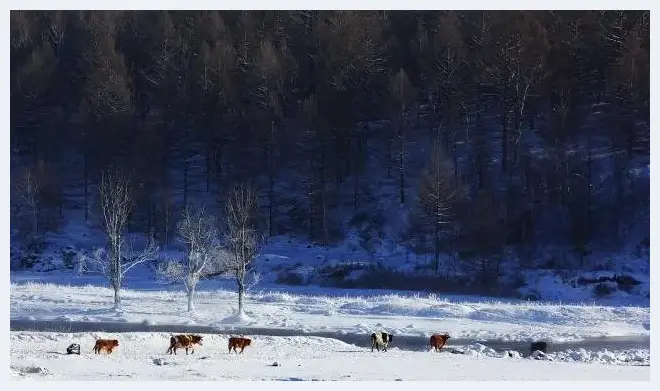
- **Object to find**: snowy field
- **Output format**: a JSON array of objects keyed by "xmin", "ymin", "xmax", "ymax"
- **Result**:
[
  {"xmin": 10, "ymin": 271, "xmax": 651, "ymax": 380},
  {"xmin": 9, "ymin": 332, "xmax": 650, "ymax": 381},
  {"xmin": 11, "ymin": 278, "xmax": 650, "ymax": 344}
]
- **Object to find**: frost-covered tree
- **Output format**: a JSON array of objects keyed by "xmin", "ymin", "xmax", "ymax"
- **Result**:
[
  {"xmin": 88, "ymin": 169, "xmax": 158, "ymax": 309},
  {"xmin": 224, "ymin": 183, "xmax": 262, "ymax": 317},
  {"xmin": 156, "ymin": 204, "xmax": 225, "ymax": 312}
]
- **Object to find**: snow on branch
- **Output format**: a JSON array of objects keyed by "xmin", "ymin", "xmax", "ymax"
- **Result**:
[
  {"xmin": 155, "ymin": 203, "xmax": 225, "ymax": 312},
  {"xmin": 224, "ymin": 182, "xmax": 263, "ymax": 315},
  {"xmin": 87, "ymin": 168, "xmax": 159, "ymax": 308}
]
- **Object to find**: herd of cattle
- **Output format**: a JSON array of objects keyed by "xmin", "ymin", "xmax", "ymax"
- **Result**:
[
  {"xmin": 74, "ymin": 332, "xmax": 454, "ymax": 356},
  {"xmin": 369, "ymin": 331, "xmax": 451, "ymax": 352},
  {"xmin": 85, "ymin": 334, "xmax": 254, "ymax": 355}
]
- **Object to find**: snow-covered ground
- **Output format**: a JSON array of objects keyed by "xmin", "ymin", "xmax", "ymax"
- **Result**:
[
  {"xmin": 9, "ymin": 270, "xmax": 651, "ymax": 380},
  {"xmin": 14, "ymin": 222, "xmax": 650, "ymax": 306},
  {"xmin": 9, "ymin": 332, "xmax": 650, "ymax": 381},
  {"xmin": 10, "ymin": 277, "xmax": 649, "ymax": 344}
]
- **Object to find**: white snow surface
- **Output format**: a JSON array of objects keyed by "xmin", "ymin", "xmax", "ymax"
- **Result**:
[
  {"xmin": 9, "ymin": 332, "xmax": 650, "ymax": 381},
  {"xmin": 10, "ymin": 280, "xmax": 649, "ymax": 343},
  {"xmin": 454, "ymin": 343, "xmax": 649, "ymax": 366}
]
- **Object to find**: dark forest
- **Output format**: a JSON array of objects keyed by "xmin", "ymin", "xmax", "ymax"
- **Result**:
[{"xmin": 10, "ymin": 11, "xmax": 650, "ymax": 290}]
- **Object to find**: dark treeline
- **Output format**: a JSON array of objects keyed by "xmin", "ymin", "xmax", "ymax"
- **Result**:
[{"xmin": 11, "ymin": 11, "xmax": 649, "ymax": 280}]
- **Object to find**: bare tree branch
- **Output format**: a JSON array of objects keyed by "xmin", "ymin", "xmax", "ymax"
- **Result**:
[
  {"xmin": 420, "ymin": 148, "xmax": 456, "ymax": 226},
  {"xmin": 156, "ymin": 203, "xmax": 225, "ymax": 312},
  {"xmin": 224, "ymin": 182, "xmax": 262, "ymax": 316},
  {"xmin": 88, "ymin": 169, "xmax": 159, "ymax": 309},
  {"xmin": 15, "ymin": 166, "xmax": 41, "ymax": 238},
  {"xmin": 418, "ymin": 146, "xmax": 460, "ymax": 274}
]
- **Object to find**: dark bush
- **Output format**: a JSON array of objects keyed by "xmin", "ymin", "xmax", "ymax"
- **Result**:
[
  {"xmin": 593, "ymin": 282, "xmax": 616, "ymax": 297},
  {"xmin": 275, "ymin": 272, "xmax": 305, "ymax": 286},
  {"xmin": 615, "ymin": 274, "xmax": 641, "ymax": 293},
  {"xmin": 508, "ymin": 272, "xmax": 527, "ymax": 290},
  {"xmin": 60, "ymin": 246, "xmax": 78, "ymax": 269}
]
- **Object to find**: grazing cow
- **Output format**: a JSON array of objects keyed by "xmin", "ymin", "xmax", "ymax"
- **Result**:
[
  {"xmin": 370, "ymin": 331, "xmax": 393, "ymax": 352},
  {"xmin": 530, "ymin": 341, "xmax": 547, "ymax": 355},
  {"xmin": 167, "ymin": 334, "xmax": 203, "ymax": 355},
  {"xmin": 93, "ymin": 339, "xmax": 119, "ymax": 354},
  {"xmin": 429, "ymin": 333, "xmax": 451, "ymax": 352},
  {"xmin": 228, "ymin": 336, "xmax": 252, "ymax": 354}
]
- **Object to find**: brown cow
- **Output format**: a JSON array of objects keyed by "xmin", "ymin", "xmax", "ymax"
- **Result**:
[
  {"xmin": 430, "ymin": 333, "xmax": 451, "ymax": 352},
  {"xmin": 93, "ymin": 339, "xmax": 119, "ymax": 354},
  {"xmin": 228, "ymin": 336, "xmax": 252, "ymax": 354},
  {"xmin": 167, "ymin": 334, "xmax": 203, "ymax": 355}
]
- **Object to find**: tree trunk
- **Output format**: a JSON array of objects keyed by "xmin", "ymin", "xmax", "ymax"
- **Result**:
[
  {"xmin": 625, "ymin": 100, "xmax": 634, "ymax": 158},
  {"xmin": 511, "ymin": 102, "xmax": 521, "ymax": 170},
  {"xmin": 353, "ymin": 160, "xmax": 359, "ymax": 212},
  {"xmin": 322, "ymin": 190, "xmax": 328, "ymax": 248},
  {"xmin": 237, "ymin": 280, "xmax": 245, "ymax": 315},
  {"xmin": 475, "ymin": 112, "xmax": 485, "ymax": 190},
  {"xmin": 452, "ymin": 134, "xmax": 458, "ymax": 181},
  {"xmin": 399, "ymin": 120, "xmax": 405, "ymax": 205},
  {"xmin": 187, "ymin": 287, "xmax": 195, "ymax": 312},
  {"xmin": 307, "ymin": 161, "xmax": 314, "ymax": 239},
  {"xmin": 164, "ymin": 211, "xmax": 169, "ymax": 246},
  {"xmin": 183, "ymin": 158, "xmax": 188, "ymax": 207},
  {"xmin": 501, "ymin": 83, "xmax": 508, "ymax": 174},
  {"xmin": 386, "ymin": 125, "xmax": 392, "ymax": 178},
  {"xmin": 433, "ymin": 224, "xmax": 440, "ymax": 275},
  {"xmin": 113, "ymin": 286, "xmax": 121, "ymax": 309},
  {"xmin": 147, "ymin": 197, "xmax": 153, "ymax": 234},
  {"xmin": 215, "ymin": 143, "xmax": 223, "ymax": 178},
  {"xmin": 308, "ymin": 179, "xmax": 314, "ymax": 239},
  {"xmin": 321, "ymin": 146, "xmax": 328, "ymax": 247},
  {"xmin": 307, "ymin": 128, "xmax": 315, "ymax": 239},
  {"xmin": 613, "ymin": 156, "xmax": 623, "ymax": 245},
  {"xmin": 84, "ymin": 152, "xmax": 88, "ymax": 222},
  {"xmin": 344, "ymin": 133, "xmax": 351, "ymax": 178},
  {"xmin": 268, "ymin": 120, "xmax": 275, "ymax": 237},
  {"xmin": 353, "ymin": 123, "xmax": 366, "ymax": 211},
  {"xmin": 584, "ymin": 140, "xmax": 593, "ymax": 270},
  {"xmin": 205, "ymin": 143, "xmax": 211, "ymax": 192},
  {"xmin": 59, "ymin": 183, "xmax": 64, "ymax": 218},
  {"xmin": 32, "ymin": 208, "xmax": 38, "ymax": 237}
]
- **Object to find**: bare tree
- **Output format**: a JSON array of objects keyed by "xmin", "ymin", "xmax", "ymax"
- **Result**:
[
  {"xmin": 433, "ymin": 11, "xmax": 467, "ymax": 178},
  {"xmin": 254, "ymin": 39, "xmax": 283, "ymax": 237},
  {"xmin": 89, "ymin": 169, "xmax": 159, "ymax": 309},
  {"xmin": 157, "ymin": 204, "xmax": 224, "ymax": 312},
  {"xmin": 158, "ymin": 189, "xmax": 175, "ymax": 246},
  {"xmin": 10, "ymin": 11, "xmax": 33, "ymax": 52},
  {"xmin": 15, "ymin": 166, "xmax": 41, "ymax": 238},
  {"xmin": 388, "ymin": 68, "xmax": 416, "ymax": 205},
  {"xmin": 419, "ymin": 146, "xmax": 459, "ymax": 274},
  {"xmin": 224, "ymin": 183, "xmax": 262, "ymax": 317}
]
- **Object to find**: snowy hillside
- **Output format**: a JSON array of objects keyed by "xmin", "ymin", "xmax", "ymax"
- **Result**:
[
  {"xmin": 10, "ymin": 10, "xmax": 650, "ymax": 308},
  {"xmin": 10, "ymin": 229, "xmax": 651, "ymax": 305},
  {"xmin": 10, "ymin": 115, "xmax": 650, "ymax": 305}
]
